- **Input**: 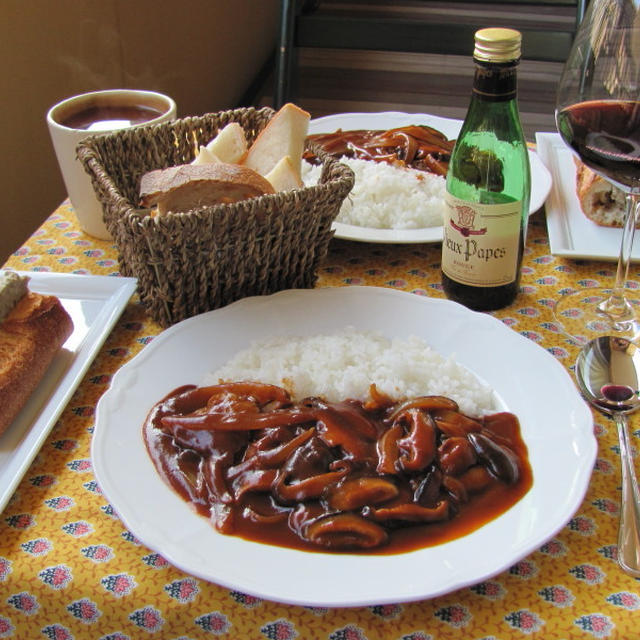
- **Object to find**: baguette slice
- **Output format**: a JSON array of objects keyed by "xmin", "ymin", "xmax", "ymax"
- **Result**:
[
  {"xmin": 576, "ymin": 162, "xmax": 630, "ymax": 227},
  {"xmin": 139, "ymin": 163, "xmax": 275, "ymax": 215},
  {"xmin": 0, "ymin": 289, "xmax": 74, "ymax": 435},
  {"xmin": 243, "ymin": 103, "xmax": 310, "ymax": 179}
]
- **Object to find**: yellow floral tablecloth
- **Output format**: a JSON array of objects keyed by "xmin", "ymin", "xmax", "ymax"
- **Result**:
[{"xmin": 1, "ymin": 202, "xmax": 639, "ymax": 640}]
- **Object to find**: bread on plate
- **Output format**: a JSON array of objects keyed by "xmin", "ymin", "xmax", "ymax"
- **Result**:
[
  {"xmin": 0, "ymin": 270, "xmax": 73, "ymax": 435},
  {"xmin": 576, "ymin": 162, "xmax": 630, "ymax": 227}
]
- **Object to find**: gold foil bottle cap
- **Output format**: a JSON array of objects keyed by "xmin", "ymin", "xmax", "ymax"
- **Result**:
[{"xmin": 474, "ymin": 28, "xmax": 522, "ymax": 62}]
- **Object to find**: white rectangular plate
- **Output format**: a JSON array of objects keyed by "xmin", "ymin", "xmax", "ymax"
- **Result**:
[
  {"xmin": 535, "ymin": 131, "xmax": 640, "ymax": 262},
  {"xmin": 0, "ymin": 271, "xmax": 136, "ymax": 513}
]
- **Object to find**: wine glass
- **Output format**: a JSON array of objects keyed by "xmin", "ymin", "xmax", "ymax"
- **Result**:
[{"xmin": 554, "ymin": 0, "xmax": 640, "ymax": 344}]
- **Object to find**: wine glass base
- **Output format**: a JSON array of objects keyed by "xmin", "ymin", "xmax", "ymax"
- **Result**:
[{"xmin": 553, "ymin": 288, "xmax": 640, "ymax": 346}]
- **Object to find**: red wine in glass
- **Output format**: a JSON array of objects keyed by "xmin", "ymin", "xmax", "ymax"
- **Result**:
[
  {"xmin": 553, "ymin": 97, "xmax": 640, "ymax": 343},
  {"xmin": 556, "ymin": 99, "xmax": 640, "ymax": 189}
]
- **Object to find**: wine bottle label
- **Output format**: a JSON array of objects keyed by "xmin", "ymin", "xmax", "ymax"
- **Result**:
[{"xmin": 442, "ymin": 193, "xmax": 521, "ymax": 287}]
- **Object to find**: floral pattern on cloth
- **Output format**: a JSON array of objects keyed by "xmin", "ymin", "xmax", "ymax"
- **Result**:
[{"xmin": 0, "ymin": 202, "xmax": 639, "ymax": 639}]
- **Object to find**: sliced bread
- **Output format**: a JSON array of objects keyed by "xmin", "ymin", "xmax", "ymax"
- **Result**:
[
  {"xmin": 0, "ymin": 291, "xmax": 73, "ymax": 435},
  {"xmin": 205, "ymin": 122, "xmax": 248, "ymax": 164},
  {"xmin": 139, "ymin": 162, "xmax": 275, "ymax": 214},
  {"xmin": 243, "ymin": 103, "xmax": 310, "ymax": 178},
  {"xmin": 264, "ymin": 155, "xmax": 304, "ymax": 192}
]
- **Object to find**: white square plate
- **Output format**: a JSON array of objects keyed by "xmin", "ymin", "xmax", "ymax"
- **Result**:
[{"xmin": 0, "ymin": 271, "xmax": 136, "ymax": 512}]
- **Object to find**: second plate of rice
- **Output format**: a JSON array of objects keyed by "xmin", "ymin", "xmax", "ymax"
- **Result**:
[{"xmin": 308, "ymin": 112, "xmax": 552, "ymax": 244}]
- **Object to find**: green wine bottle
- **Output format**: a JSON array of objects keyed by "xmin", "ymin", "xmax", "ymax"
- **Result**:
[{"xmin": 441, "ymin": 28, "xmax": 531, "ymax": 311}]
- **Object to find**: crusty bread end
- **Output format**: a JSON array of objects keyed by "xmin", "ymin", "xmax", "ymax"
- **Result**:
[
  {"xmin": 576, "ymin": 162, "xmax": 630, "ymax": 228},
  {"xmin": 139, "ymin": 162, "xmax": 275, "ymax": 215}
]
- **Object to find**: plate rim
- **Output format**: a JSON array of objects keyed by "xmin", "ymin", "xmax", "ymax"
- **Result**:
[{"xmin": 92, "ymin": 286, "xmax": 594, "ymax": 607}]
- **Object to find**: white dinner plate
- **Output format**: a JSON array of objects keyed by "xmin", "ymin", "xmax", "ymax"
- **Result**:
[
  {"xmin": 92, "ymin": 286, "xmax": 594, "ymax": 607},
  {"xmin": 309, "ymin": 112, "xmax": 553, "ymax": 244},
  {"xmin": 536, "ymin": 131, "xmax": 640, "ymax": 262},
  {"xmin": 0, "ymin": 271, "xmax": 137, "ymax": 513}
]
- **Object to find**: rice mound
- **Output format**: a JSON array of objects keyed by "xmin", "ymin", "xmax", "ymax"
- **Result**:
[
  {"xmin": 301, "ymin": 158, "xmax": 446, "ymax": 230},
  {"xmin": 206, "ymin": 329, "xmax": 494, "ymax": 417}
]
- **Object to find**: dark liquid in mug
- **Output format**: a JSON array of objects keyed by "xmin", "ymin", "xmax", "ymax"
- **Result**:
[{"xmin": 60, "ymin": 104, "xmax": 165, "ymax": 130}]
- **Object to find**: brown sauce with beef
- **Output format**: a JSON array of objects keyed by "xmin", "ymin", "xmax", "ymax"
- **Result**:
[
  {"xmin": 305, "ymin": 125, "xmax": 456, "ymax": 176},
  {"xmin": 143, "ymin": 382, "xmax": 532, "ymax": 555}
]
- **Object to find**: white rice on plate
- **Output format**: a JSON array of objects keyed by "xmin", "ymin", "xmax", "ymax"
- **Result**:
[
  {"xmin": 206, "ymin": 329, "xmax": 494, "ymax": 417},
  {"xmin": 301, "ymin": 157, "xmax": 446, "ymax": 230}
]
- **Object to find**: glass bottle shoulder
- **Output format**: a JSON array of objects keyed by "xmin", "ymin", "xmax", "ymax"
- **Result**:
[{"xmin": 448, "ymin": 98, "xmax": 530, "ymax": 206}]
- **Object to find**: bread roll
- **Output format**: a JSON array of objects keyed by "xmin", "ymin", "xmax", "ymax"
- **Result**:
[
  {"xmin": 0, "ymin": 271, "xmax": 74, "ymax": 435},
  {"xmin": 576, "ymin": 162, "xmax": 630, "ymax": 227}
]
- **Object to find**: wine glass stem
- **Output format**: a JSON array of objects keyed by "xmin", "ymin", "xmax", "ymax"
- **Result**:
[{"xmin": 598, "ymin": 192, "xmax": 640, "ymax": 323}]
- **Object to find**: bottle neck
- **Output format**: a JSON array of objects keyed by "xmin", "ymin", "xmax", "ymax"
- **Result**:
[{"xmin": 472, "ymin": 58, "xmax": 519, "ymax": 102}]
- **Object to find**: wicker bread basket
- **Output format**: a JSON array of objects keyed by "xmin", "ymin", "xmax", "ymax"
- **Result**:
[{"xmin": 77, "ymin": 106, "xmax": 354, "ymax": 327}]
